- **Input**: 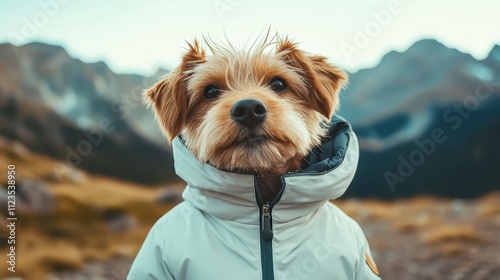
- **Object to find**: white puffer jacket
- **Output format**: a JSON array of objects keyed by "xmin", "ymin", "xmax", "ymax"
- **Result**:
[{"xmin": 128, "ymin": 117, "xmax": 381, "ymax": 280}]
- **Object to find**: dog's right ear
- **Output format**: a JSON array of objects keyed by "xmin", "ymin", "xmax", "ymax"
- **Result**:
[{"xmin": 144, "ymin": 40, "xmax": 205, "ymax": 142}]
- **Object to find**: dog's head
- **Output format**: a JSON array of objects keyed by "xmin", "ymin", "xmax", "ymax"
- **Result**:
[{"xmin": 145, "ymin": 35, "xmax": 347, "ymax": 173}]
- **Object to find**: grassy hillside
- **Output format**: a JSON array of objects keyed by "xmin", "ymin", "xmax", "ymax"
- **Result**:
[{"xmin": 0, "ymin": 137, "xmax": 178, "ymax": 280}]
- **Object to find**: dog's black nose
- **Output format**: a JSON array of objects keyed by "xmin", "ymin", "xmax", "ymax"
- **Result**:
[{"xmin": 231, "ymin": 99, "xmax": 267, "ymax": 129}]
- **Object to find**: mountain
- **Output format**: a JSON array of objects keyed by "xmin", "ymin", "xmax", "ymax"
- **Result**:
[
  {"xmin": 0, "ymin": 43, "xmax": 175, "ymax": 184},
  {"xmin": 340, "ymin": 39, "xmax": 494, "ymax": 126},
  {"xmin": 0, "ymin": 42, "xmax": 165, "ymax": 144},
  {"xmin": 338, "ymin": 39, "xmax": 500, "ymax": 198},
  {"xmin": 0, "ymin": 39, "xmax": 499, "ymax": 197}
]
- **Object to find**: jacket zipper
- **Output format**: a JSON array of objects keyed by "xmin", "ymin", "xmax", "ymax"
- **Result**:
[
  {"xmin": 260, "ymin": 202, "xmax": 274, "ymax": 280},
  {"xmin": 256, "ymin": 176, "xmax": 286, "ymax": 280},
  {"xmin": 261, "ymin": 203, "xmax": 273, "ymax": 241}
]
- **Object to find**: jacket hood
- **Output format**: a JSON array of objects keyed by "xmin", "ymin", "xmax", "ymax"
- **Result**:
[{"xmin": 173, "ymin": 116, "xmax": 359, "ymax": 224}]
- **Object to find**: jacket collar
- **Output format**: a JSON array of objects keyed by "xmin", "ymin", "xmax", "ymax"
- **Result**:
[{"xmin": 173, "ymin": 116, "xmax": 359, "ymax": 224}]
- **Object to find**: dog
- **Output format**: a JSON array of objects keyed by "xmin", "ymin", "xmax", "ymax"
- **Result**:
[{"xmin": 128, "ymin": 33, "xmax": 381, "ymax": 280}]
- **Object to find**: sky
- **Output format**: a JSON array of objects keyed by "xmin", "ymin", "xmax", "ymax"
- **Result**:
[{"xmin": 0, "ymin": 0, "xmax": 498, "ymax": 76}]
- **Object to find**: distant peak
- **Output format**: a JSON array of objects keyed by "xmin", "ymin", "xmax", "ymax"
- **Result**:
[
  {"xmin": 20, "ymin": 42, "xmax": 69, "ymax": 57},
  {"xmin": 22, "ymin": 41, "xmax": 65, "ymax": 50},
  {"xmin": 406, "ymin": 39, "xmax": 448, "ymax": 53},
  {"xmin": 0, "ymin": 42, "xmax": 14, "ymax": 48},
  {"xmin": 0, "ymin": 43, "xmax": 17, "ymax": 54},
  {"xmin": 374, "ymin": 39, "xmax": 450, "ymax": 67},
  {"xmin": 90, "ymin": 60, "xmax": 110, "ymax": 70},
  {"xmin": 488, "ymin": 44, "xmax": 500, "ymax": 61}
]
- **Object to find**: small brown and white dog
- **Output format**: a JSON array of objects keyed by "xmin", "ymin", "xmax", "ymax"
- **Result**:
[
  {"xmin": 146, "ymin": 34, "xmax": 346, "ymax": 201},
  {"xmin": 129, "ymin": 33, "xmax": 380, "ymax": 280}
]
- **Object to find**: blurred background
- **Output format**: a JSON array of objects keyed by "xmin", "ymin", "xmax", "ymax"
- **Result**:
[{"xmin": 0, "ymin": 0, "xmax": 499, "ymax": 279}]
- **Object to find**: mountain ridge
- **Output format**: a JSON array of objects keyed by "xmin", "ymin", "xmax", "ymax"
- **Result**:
[{"xmin": 0, "ymin": 39, "xmax": 498, "ymax": 197}]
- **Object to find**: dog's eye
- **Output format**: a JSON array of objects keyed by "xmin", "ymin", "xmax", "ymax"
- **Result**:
[
  {"xmin": 269, "ymin": 78, "xmax": 287, "ymax": 93},
  {"xmin": 204, "ymin": 85, "xmax": 220, "ymax": 100}
]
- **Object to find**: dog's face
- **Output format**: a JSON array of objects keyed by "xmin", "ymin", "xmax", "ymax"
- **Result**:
[{"xmin": 145, "ymin": 36, "xmax": 347, "ymax": 173}]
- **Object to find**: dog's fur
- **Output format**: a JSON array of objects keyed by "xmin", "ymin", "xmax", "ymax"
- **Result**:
[{"xmin": 145, "ymin": 34, "xmax": 347, "ymax": 201}]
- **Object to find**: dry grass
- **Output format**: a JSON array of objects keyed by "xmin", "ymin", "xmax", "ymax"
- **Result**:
[
  {"xmin": 395, "ymin": 213, "xmax": 441, "ymax": 233},
  {"xmin": 476, "ymin": 192, "xmax": 500, "ymax": 218},
  {"xmin": 335, "ymin": 195, "xmax": 453, "ymax": 237},
  {"xmin": 334, "ymin": 199, "xmax": 394, "ymax": 220},
  {"xmin": 336, "ymin": 194, "xmax": 497, "ymax": 260},
  {"xmin": 0, "ymin": 141, "xmax": 177, "ymax": 280},
  {"xmin": 421, "ymin": 224, "xmax": 486, "ymax": 245},
  {"xmin": 439, "ymin": 242, "xmax": 467, "ymax": 257}
]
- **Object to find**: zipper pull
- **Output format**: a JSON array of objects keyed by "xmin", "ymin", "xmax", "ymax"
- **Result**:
[{"xmin": 261, "ymin": 203, "xmax": 273, "ymax": 242}]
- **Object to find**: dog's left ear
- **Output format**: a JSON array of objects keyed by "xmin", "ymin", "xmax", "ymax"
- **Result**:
[{"xmin": 276, "ymin": 39, "xmax": 348, "ymax": 120}]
